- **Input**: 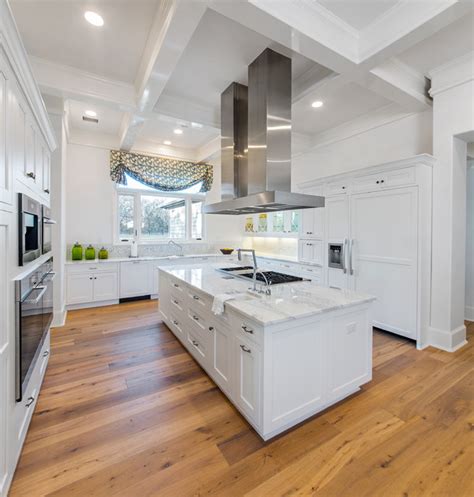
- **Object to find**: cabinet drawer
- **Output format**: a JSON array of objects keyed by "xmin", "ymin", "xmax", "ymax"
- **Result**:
[
  {"xmin": 187, "ymin": 328, "xmax": 210, "ymax": 366},
  {"xmin": 187, "ymin": 287, "xmax": 211, "ymax": 310},
  {"xmin": 169, "ymin": 278, "xmax": 185, "ymax": 293},
  {"xmin": 188, "ymin": 305, "xmax": 207, "ymax": 333},
  {"xmin": 230, "ymin": 314, "xmax": 263, "ymax": 346},
  {"xmin": 168, "ymin": 312, "xmax": 185, "ymax": 340},
  {"xmin": 67, "ymin": 263, "xmax": 119, "ymax": 274},
  {"xmin": 353, "ymin": 167, "xmax": 416, "ymax": 193},
  {"xmin": 170, "ymin": 293, "xmax": 186, "ymax": 315},
  {"xmin": 300, "ymin": 265, "xmax": 322, "ymax": 280}
]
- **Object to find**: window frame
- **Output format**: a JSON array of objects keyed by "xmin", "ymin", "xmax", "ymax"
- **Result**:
[{"xmin": 114, "ymin": 186, "xmax": 206, "ymax": 244}]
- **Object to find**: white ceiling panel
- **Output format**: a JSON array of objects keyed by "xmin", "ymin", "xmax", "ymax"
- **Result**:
[
  {"xmin": 292, "ymin": 81, "xmax": 392, "ymax": 136},
  {"xmin": 397, "ymin": 13, "xmax": 474, "ymax": 76},
  {"xmin": 10, "ymin": 0, "xmax": 159, "ymax": 84},
  {"xmin": 316, "ymin": 0, "xmax": 401, "ymax": 30},
  {"xmin": 68, "ymin": 99, "xmax": 124, "ymax": 135}
]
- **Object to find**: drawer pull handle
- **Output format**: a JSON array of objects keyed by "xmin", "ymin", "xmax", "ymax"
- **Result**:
[
  {"xmin": 43, "ymin": 350, "xmax": 49, "ymax": 357},
  {"xmin": 89, "ymin": 267, "xmax": 97, "ymax": 270},
  {"xmin": 242, "ymin": 325, "xmax": 253, "ymax": 334},
  {"xmin": 173, "ymin": 300, "xmax": 179, "ymax": 305},
  {"xmin": 26, "ymin": 172, "xmax": 36, "ymax": 180},
  {"xmin": 192, "ymin": 340, "xmax": 199, "ymax": 347},
  {"xmin": 173, "ymin": 283, "xmax": 179, "ymax": 288},
  {"xmin": 25, "ymin": 396, "xmax": 35, "ymax": 407},
  {"xmin": 192, "ymin": 315, "xmax": 199, "ymax": 321},
  {"xmin": 208, "ymin": 326, "xmax": 214, "ymax": 331},
  {"xmin": 240, "ymin": 344, "xmax": 251, "ymax": 354},
  {"xmin": 192, "ymin": 295, "xmax": 200, "ymax": 300},
  {"xmin": 172, "ymin": 320, "xmax": 179, "ymax": 326},
  {"xmin": 44, "ymin": 188, "xmax": 50, "ymax": 194}
]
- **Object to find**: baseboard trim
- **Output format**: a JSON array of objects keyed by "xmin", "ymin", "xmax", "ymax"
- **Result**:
[
  {"xmin": 465, "ymin": 305, "xmax": 474, "ymax": 321},
  {"xmin": 52, "ymin": 307, "xmax": 67, "ymax": 327},
  {"xmin": 427, "ymin": 324, "xmax": 467, "ymax": 352}
]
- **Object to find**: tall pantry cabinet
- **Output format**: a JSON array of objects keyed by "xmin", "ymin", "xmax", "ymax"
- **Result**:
[
  {"xmin": 0, "ymin": 3, "xmax": 57, "ymax": 496},
  {"xmin": 297, "ymin": 155, "xmax": 434, "ymax": 349}
]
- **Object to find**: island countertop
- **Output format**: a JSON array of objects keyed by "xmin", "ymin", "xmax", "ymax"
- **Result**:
[{"xmin": 160, "ymin": 263, "xmax": 375, "ymax": 326}]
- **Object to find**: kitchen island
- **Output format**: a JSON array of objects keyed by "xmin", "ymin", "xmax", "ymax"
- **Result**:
[{"xmin": 159, "ymin": 263, "xmax": 375, "ymax": 440}]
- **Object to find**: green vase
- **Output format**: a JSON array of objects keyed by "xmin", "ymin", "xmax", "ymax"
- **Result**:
[
  {"xmin": 85, "ymin": 245, "xmax": 96, "ymax": 260},
  {"xmin": 98, "ymin": 247, "xmax": 109, "ymax": 260},
  {"xmin": 71, "ymin": 242, "xmax": 83, "ymax": 261}
]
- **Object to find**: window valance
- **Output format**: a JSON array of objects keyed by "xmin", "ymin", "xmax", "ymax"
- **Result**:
[{"xmin": 110, "ymin": 150, "xmax": 213, "ymax": 193}]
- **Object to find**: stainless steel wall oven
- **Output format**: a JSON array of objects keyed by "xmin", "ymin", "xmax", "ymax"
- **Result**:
[
  {"xmin": 15, "ymin": 258, "xmax": 54, "ymax": 401},
  {"xmin": 18, "ymin": 193, "xmax": 42, "ymax": 266}
]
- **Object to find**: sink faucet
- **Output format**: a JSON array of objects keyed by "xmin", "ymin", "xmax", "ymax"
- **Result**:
[
  {"xmin": 237, "ymin": 248, "xmax": 271, "ymax": 295},
  {"xmin": 168, "ymin": 240, "xmax": 184, "ymax": 256}
]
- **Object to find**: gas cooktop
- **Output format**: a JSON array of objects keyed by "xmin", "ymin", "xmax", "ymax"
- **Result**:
[{"xmin": 218, "ymin": 267, "xmax": 305, "ymax": 285}]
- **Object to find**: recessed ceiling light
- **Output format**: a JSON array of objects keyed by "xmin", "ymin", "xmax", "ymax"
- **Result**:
[
  {"xmin": 84, "ymin": 11, "xmax": 104, "ymax": 27},
  {"xmin": 84, "ymin": 110, "xmax": 97, "ymax": 117},
  {"xmin": 311, "ymin": 100, "xmax": 324, "ymax": 108},
  {"xmin": 164, "ymin": 140, "xmax": 172, "ymax": 145},
  {"xmin": 173, "ymin": 128, "xmax": 183, "ymax": 135}
]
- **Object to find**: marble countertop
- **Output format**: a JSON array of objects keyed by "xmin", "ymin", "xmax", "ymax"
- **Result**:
[
  {"xmin": 65, "ymin": 253, "xmax": 232, "ymax": 265},
  {"xmin": 160, "ymin": 263, "xmax": 375, "ymax": 326}
]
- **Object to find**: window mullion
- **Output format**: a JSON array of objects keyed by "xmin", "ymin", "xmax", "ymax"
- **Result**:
[{"xmin": 185, "ymin": 197, "xmax": 191, "ymax": 241}]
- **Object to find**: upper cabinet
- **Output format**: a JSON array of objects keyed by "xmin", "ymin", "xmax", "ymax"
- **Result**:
[
  {"xmin": 0, "ymin": 59, "xmax": 9, "ymax": 208},
  {"xmin": 244, "ymin": 210, "xmax": 300, "ymax": 237}
]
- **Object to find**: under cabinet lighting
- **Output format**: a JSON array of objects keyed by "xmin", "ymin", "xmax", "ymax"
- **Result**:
[
  {"xmin": 173, "ymin": 129, "xmax": 183, "ymax": 135},
  {"xmin": 84, "ymin": 110, "xmax": 97, "ymax": 117},
  {"xmin": 311, "ymin": 100, "xmax": 324, "ymax": 108},
  {"xmin": 84, "ymin": 11, "xmax": 104, "ymax": 27}
]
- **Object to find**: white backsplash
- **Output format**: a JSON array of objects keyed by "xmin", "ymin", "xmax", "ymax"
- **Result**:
[
  {"xmin": 66, "ymin": 241, "xmax": 239, "ymax": 260},
  {"xmin": 241, "ymin": 236, "xmax": 298, "ymax": 258}
]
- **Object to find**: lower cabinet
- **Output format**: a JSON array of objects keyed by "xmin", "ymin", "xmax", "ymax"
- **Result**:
[
  {"xmin": 93, "ymin": 272, "xmax": 119, "ymax": 302},
  {"xmin": 66, "ymin": 264, "xmax": 119, "ymax": 306},
  {"xmin": 209, "ymin": 320, "xmax": 232, "ymax": 394},
  {"xmin": 66, "ymin": 272, "xmax": 94, "ymax": 304},
  {"xmin": 233, "ymin": 334, "xmax": 261, "ymax": 424}
]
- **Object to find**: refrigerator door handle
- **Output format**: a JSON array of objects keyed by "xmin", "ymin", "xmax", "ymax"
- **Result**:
[
  {"xmin": 342, "ymin": 238, "xmax": 348, "ymax": 274},
  {"xmin": 349, "ymin": 239, "xmax": 354, "ymax": 275}
]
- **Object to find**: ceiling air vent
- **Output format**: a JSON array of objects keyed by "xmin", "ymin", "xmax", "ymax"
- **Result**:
[{"xmin": 82, "ymin": 116, "xmax": 99, "ymax": 123}]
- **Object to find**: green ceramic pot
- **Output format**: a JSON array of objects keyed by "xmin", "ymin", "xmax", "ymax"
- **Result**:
[
  {"xmin": 85, "ymin": 245, "xmax": 96, "ymax": 260},
  {"xmin": 71, "ymin": 242, "xmax": 83, "ymax": 261},
  {"xmin": 98, "ymin": 247, "xmax": 109, "ymax": 260}
]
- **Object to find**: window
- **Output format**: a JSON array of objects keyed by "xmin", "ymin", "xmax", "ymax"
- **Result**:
[{"xmin": 116, "ymin": 185, "xmax": 205, "ymax": 242}]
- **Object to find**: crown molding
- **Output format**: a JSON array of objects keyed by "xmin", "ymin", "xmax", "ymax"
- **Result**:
[
  {"xmin": 0, "ymin": 1, "xmax": 57, "ymax": 150},
  {"xmin": 428, "ymin": 51, "xmax": 474, "ymax": 97}
]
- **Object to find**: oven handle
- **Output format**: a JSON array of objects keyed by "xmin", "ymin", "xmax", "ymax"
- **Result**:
[
  {"xmin": 42, "ymin": 271, "xmax": 57, "ymax": 282},
  {"xmin": 24, "ymin": 286, "xmax": 47, "ymax": 304}
]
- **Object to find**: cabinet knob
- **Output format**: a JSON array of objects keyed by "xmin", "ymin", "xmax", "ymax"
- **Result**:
[
  {"xmin": 376, "ymin": 180, "xmax": 380, "ymax": 184},
  {"xmin": 89, "ymin": 277, "xmax": 93, "ymax": 280},
  {"xmin": 43, "ymin": 189, "xmax": 50, "ymax": 194},
  {"xmin": 381, "ymin": 179, "xmax": 385, "ymax": 184},
  {"xmin": 26, "ymin": 172, "xmax": 36, "ymax": 180},
  {"xmin": 25, "ymin": 396, "xmax": 35, "ymax": 407},
  {"xmin": 242, "ymin": 325, "xmax": 253, "ymax": 334},
  {"xmin": 43, "ymin": 350, "xmax": 49, "ymax": 357},
  {"xmin": 173, "ymin": 283, "xmax": 179, "ymax": 288},
  {"xmin": 240, "ymin": 344, "xmax": 251, "ymax": 354},
  {"xmin": 172, "ymin": 320, "xmax": 179, "ymax": 326},
  {"xmin": 208, "ymin": 326, "xmax": 214, "ymax": 331},
  {"xmin": 342, "ymin": 186, "xmax": 346, "ymax": 190},
  {"xmin": 192, "ymin": 340, "xmax": 199, "ymax": 347},
  {"xmin": 192, "ymin": 315, "xmax": 199, "ymax": 321},
  {"xmin": 192, "ymin": 295, "xmax": 200, "ymax": 300}
]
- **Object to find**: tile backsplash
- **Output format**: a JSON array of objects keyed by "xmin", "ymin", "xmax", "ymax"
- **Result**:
[{"xmin": 66, "ymin": 241, "xmax": 239, "ymax": 260}]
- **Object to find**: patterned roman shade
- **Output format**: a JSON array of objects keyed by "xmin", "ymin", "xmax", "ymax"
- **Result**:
[{"xmin": 110, "ymin": 150, "xmax": 213, "ymax": 193}]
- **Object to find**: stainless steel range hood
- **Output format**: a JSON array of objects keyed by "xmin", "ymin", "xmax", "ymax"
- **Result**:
[{"xmin": 203, "ymin": 48, "xmax": 324, "ymax": 215}]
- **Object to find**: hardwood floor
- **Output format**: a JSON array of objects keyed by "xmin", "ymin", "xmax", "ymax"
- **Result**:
[{"xmin": 9, "ymin": 301, "xmax": 474, "ymax": 497}]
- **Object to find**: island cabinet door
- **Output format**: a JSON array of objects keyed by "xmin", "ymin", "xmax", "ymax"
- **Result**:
[
  {"xmin": 328, "ymin": 308, "xmax": 372, "ymax": 399},
  {"xmin": 209, "ymin": 321, "xmax": 232, "ymax": 394},
  {"xmin": 233, "ymin": 335, "xmax": 261, "ymax": 425}
]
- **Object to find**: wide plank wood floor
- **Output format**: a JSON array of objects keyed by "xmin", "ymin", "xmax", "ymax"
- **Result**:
[{"xmin": 10, "ymin": 300, "xmax": 474, "ymax": 497}]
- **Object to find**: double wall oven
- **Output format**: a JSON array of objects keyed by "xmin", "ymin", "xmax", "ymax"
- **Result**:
[{"xmin": 15, "ymin": 258, "xmax": 55, "ymax": 401}]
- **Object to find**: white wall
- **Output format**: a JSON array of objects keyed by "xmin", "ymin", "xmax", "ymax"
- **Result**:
[
  {"xmin": 292, "ymin": 111, "xmax": 432, "ymax": 185},
  {"xmin": 466, "ymin": 159, "xmax": 474, "ymax": 321},
  {"xmin": 65, "ymin": 143, "xmax": 241, "ymax": 246}
]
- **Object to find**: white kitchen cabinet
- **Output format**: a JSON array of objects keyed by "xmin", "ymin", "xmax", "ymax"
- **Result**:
[
  {"xmin": 328, "ymin": 309, "xmax": 371, "ymax": 398},
  {"xmin": 34, "ymin": 132, "xmax": 43, "ymax": 194},
  {"xmin": 210, "ymin": 320, "xmax": 232, "ymax": 394},
  {"xmin": 300, "ymin": 207, "xmax": 324, "ymax": 239},
  {"xmin": 120, "ymin": 260, "xmax": 152, "ymax": 298},
  {"xmin": 298, "ymin": 239, "xmax": 323, "ymax": 265},
  {"xmin": 352, "ymin": 167, "xmax": 416, "ymax": 193},
  {"xmin": 233, "ymin": 334, "xmax": 261, "ymax": 424},
  {"xmin": 0, "ymin": 61, "xmax": 9, "ymax": 207},
  {"xmin": 66, "ymin": 273, "xmax": 94, "ymax": 304},
  {"xmin": 93, "ymin": 272, "xmax": 119, "ymax": 302},
  {"xmin": 42, "ymin": 147, "xmax": 51, "ymax": 196},
  {"xmin": 66, "ymin": 265, "xmax": 119, "ymax": 306}
]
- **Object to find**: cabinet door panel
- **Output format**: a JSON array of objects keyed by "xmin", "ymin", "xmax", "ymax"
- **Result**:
[
  {"xmin": 94, "ymin": 272, "xmax": 118, "ymax": 302},
  {"xmin": 234, "ymin": 336, "xmax": 260, "ymax": 423},
  {"xmin": 120, "ymin": 261, "xmax": 152, "ymax": 298},
  {"xmin": 326, "ymin": 196, "xmax": 349, "ymax": 241},
  {"xmin": 67, "ymin": 273, "xmax": 94, "ymax": 304},
  {"xmin": 211, "ymin": 323, "xmax": 231, "ymax": 393},
  {"xmin": 350, "ymin": 188, "xmax": 418, "ymax": 338},
  {"xmin": 24, "ymin": 121, "xmax": 35, "ymax": 183},
  {"xmin": 0, "ymin": 65, "xmax": 9, "ymax": 205}
]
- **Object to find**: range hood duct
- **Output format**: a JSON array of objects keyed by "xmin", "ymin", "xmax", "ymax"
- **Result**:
[{"xmin": 204, "ymin": 48, "xmax": 324, "ymax": 215}]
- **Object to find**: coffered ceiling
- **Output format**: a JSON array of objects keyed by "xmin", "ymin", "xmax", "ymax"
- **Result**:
[{"xmin": 9, "ymin": 0, "xmax": 473, "ymax": 161}]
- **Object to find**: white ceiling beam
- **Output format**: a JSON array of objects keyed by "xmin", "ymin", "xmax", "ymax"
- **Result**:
[
  {"xmin": 29, "ymin": 56, "xmax": 135, "ymax": 111},
  {"xmin": 118, "ymin": 0, "xmax": 208, "ymax": 151}
]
